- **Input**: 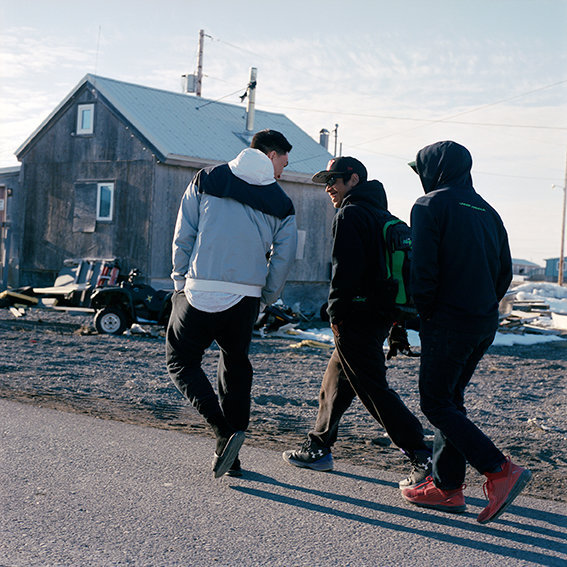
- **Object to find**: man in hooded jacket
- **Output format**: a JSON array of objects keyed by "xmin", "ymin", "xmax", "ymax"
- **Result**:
[
  {"xmin": 166, "ymin": 129, "xmax": 297, "ymax": 478},
  {"xmin": 283, "ymin": 157, "xmax": 432, "ymax": 486},
  {"xmin": 402, "ymin": 140, "xmax": 531, "ymax": 524}
]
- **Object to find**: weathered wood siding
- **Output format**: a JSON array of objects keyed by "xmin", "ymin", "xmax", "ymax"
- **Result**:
[
  {"xmin": 150, "ymin": 163, "xmax": 198, "ymax": 283},
  {"xmin": 279, "ymin": 180, "xmax": 334, "ymax": 283},
  {"xmin": 18, "ymin": 85, "xmax": 156, "ymax": 285},
  {"xmin": 149, "ymin": 166, "xmax": 335, "ymax": 288},
  {"xmin": 0, "ymin": 168, "xmax": 22, "ymax": 288}
]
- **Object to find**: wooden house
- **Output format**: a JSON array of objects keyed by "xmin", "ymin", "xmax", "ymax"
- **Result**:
[{"xmin": 12, "ymin": 74, "xmax": 336, "ymax": 314}]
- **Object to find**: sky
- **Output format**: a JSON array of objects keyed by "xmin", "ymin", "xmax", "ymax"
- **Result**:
[{"xmin": 1, "ymin": 0, "xmax": 566, "ymax": 266}]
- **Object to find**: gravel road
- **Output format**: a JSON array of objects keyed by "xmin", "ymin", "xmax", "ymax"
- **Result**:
[{"xmin": 1, "ymin": 308, "xmax": 565, "ymax": 502}]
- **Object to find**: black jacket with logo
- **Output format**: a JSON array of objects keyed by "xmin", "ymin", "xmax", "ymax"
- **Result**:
[
  {"xmin": 410, "ymin": 141, "xmax": 512, "ymax": 332},
  {"xmin": 327, "ymin": 180, "xmax": 395, "ymax": 325}
]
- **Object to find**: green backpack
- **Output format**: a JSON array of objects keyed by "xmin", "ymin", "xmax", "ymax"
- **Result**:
[{"xmin": 382, "ymin": 216, "xmax": 417, "ymax": 320}]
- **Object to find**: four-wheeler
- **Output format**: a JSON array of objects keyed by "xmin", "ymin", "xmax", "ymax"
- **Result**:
[{"xmin": 90, "ymin": 269, "xmax": 172, "ymax": 335}]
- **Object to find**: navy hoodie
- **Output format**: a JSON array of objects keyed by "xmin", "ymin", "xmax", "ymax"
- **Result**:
[{"xmin": 410, "ymin": 141, "xmax": 512, "ymax": 332}]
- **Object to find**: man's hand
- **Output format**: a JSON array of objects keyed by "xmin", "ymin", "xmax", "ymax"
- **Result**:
[{"xmin": 387, "ymin": 322, "xmax": 419, "ymax": 359}]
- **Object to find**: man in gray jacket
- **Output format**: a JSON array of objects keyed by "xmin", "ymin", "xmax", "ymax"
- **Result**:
[{"xmin": 166, "ymin": 130, "xmax": 297, "ymax": 478}]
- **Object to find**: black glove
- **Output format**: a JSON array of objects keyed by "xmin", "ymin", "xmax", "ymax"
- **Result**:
[{"xmin": 387, "ymin": 322, "xmax": 420, "ymax": 360}]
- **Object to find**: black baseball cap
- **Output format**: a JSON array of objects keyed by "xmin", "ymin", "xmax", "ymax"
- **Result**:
[{"xmin": 311, "ymin": 156, "xmax": 368, "ymax": 184}]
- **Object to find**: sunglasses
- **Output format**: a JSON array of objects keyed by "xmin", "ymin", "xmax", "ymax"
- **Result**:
[{"xmin": 326, "ymin": 175, "xmax": 343, "ymax": 187}]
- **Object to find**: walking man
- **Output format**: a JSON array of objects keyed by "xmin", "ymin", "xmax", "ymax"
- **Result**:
[
  {"xmin": 282, "ymin": 157, "xmax": 432, "ymax": 487},
  {"xmin": 166, "ymin": 129, "xmax": 297, "ymax": 478},
  {"xmin": 402, "ymin": 140, "xmax": 531, "ymax": 523}
]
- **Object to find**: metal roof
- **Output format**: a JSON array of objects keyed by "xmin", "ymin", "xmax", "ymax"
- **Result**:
[{"xmin": 17, "ymin": 74, "xmax": 333, "ymax": 178}]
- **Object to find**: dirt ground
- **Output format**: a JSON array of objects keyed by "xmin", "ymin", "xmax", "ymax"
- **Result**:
[{"xmin": 1, "ymin": 308, "xmax": 566, "ymax": 502}]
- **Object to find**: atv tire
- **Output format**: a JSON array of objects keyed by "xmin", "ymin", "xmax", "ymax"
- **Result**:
[{"xmin": 94, "ymin": 307, "xmax": 129, "ymax": 335}]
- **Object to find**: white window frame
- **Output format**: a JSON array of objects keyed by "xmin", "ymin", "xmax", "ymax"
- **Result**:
[
  {"xmin": 76, "ymin": 103, "xmax": 94, "ymax": 134},
  {"xmin": 96, "ymin": 182, "xmax": 114, "ymax": 221}
]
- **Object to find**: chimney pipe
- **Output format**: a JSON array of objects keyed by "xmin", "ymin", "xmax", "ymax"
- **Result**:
[
  {"xmin": 245, "ymin": 67, "xmax": 257, "ymax": 132},
  {"xmin": 319, "ymin": 128, "xmax": 329, "ymax": 150}
]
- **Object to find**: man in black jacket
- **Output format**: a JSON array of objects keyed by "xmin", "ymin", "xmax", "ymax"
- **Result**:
[
  {"xmin": 402, "ymin": 141, "xmax": 531, "ymax": 524},
  {"xmin": 282, "ymin": 157, "xmax": 432, "ymax": 487}
]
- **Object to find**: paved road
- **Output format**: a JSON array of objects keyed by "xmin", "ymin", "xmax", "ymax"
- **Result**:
[{"xmin": 1, "ymin": 399, "xmax": 565, "ymax": 566}]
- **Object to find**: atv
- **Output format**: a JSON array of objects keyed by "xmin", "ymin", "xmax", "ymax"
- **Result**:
[{"xmin": 90, "ymin": 269, "xmax": 172, "ymax": 335}]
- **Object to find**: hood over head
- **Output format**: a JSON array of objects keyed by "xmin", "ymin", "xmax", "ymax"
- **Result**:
[
  {"xmin": 343, "ymin": 179, "xmax": 388, "ymax": 210},
  {"xmin": 228, "ymin": 148, "xmax": 275, "ymax": 186},
  {"xmin": 412, "ymin": 141, "xmax": 473, "ymax": 194}
]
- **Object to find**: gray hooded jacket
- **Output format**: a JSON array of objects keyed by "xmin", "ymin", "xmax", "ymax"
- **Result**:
[{"xmin": 171, "ymin": 148, "xmax": 298, "ymax": 305}]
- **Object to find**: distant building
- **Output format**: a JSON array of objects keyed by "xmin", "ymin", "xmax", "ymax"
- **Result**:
[
  {"xmin": 512, "ymin": 258, "xmax": 542, "ymax": 277},
  {"xmin": 7, "ymin": 74, "xmax": 336, "ymax": 313},
  {"xmin": 545, "ymin": 257, "xmax": 567, "ymax": 280},
  {"xmin": 0, "ymin": 166, "xmax": 21, "ymax": 289}
]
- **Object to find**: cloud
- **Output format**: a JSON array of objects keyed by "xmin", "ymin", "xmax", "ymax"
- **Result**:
[{"xmin": 0, "ymin": 28, "xmax": 94, "ymax": 79}]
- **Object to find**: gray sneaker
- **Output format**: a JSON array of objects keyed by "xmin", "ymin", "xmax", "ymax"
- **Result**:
[
  {"xmin": 282, "ymin": 440, "xmax": 334, "ymax": 472},
  {"xmin": 399, "ymin": 451, "xmax": 432, "ymax": 489}
]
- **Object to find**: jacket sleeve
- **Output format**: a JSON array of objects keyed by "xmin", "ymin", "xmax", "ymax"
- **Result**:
[
  {"xmin": 171, "ymin": 179, "xmax": 201, "ymax": 291},
  {"xmin": 410, "ymin": 199, "xmax": 440, "ymax": 319},
  {"xmin": 261, "ymin": 214, "xmax": 298, "ymax": 305},
  {"xmin": 327, "ymin": 207, "xmax": 368, "ymax": 324}
]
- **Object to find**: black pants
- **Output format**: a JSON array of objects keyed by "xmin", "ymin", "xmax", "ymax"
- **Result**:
[
  {"xmin": 166, "ymin": 292, "xmax": 260, "ymax": 433},
  {"xmin": 419, "ymin": 319, "xmax": 505, "ymax": 489},
  {"xmin": 309, "ymin": 320, "xmax": 428, "ymax": 456}
]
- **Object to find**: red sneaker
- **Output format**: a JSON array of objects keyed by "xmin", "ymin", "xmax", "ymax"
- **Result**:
[
  {"xmin": 401, "ymin": 476, "xmax": 466, "ymax": 513},
  {"xmin": 477, "ymin": 457, "xmax": 532, "ymax": 524}
]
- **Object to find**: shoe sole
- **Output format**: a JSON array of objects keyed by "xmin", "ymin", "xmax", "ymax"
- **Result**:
[
  {"xmin": 477, "ymin": 469, "xmax": 532, "ymax": 524},
  {"xmin": 224, "ymin": 468, "xmax": 243, "ymax": 478},
  {"xmin": 399, "ymin": 481, "xmax": 426, "ymax": 490},
  {"xmin": 282, "ymin": 452, "xmax": 333, "ymax": 472},
  {"xmin": 212, "ymin": 431, "xmax": 245, "ymax": 479},
  {"xmin": 402, "ymin": 495, "xmax": 466, "ymax": 514}
]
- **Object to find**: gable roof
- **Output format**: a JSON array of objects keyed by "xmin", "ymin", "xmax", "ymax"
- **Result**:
[{"xmin": 16, "ymin": 74, "xmax": 332, "ymax": 181}]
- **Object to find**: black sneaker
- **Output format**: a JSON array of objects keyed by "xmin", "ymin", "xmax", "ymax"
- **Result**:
[
  {"xmin": 225, "ymin": 456, "xmax": 243, "ymax": 478},
  {"xmin": 399, "ymin": 450, "xmax": 432, "ymax": 489},
  {"xmin": 282, "ymin": 440, "xmax": 334, "ymax": 471},
  {"xmin": 212, "ymin": 431, "xmax": 245, "ymax": 479}
]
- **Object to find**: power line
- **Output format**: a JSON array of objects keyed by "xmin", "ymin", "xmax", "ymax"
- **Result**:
[
  {"xmin": 261, "ymin": 103, "xmax": 567, "ymax": 131},
  {"xmin": 195, "ymin": 87, "xmax": 248, "ymax": 110},
  {"xmin": 350, "ymin": 79, "xmax": 567, "ymax": 147},
  {"xmin": 207, "ymin": 34, "xmax": 567, "ymax": 134}
]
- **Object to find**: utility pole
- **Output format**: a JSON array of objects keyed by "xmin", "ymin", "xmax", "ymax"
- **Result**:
[
  {"xmin": 195, "ymin": 29, "xmax": 205, "ymax": 97},
  {"xmin": 557, "ymin": 150, "xmax": 567, "ymax": 286}
]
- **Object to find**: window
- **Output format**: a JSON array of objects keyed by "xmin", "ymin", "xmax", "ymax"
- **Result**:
[
  {"xmin": 76, "ymin": 103, "xmax": 94, "ymax": 134},
  {"xmin": 96, "ymin": 183, "xmax": 114, "ymax": 221},
  {"xmin": 73, "ymin": 181, "xmax": 115, "ymax": 232}
]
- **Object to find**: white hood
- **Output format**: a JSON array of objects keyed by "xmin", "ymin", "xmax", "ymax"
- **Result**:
[{"xmin": 228, "ymin": 148, "xmax": 275, "ymax": 186}]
